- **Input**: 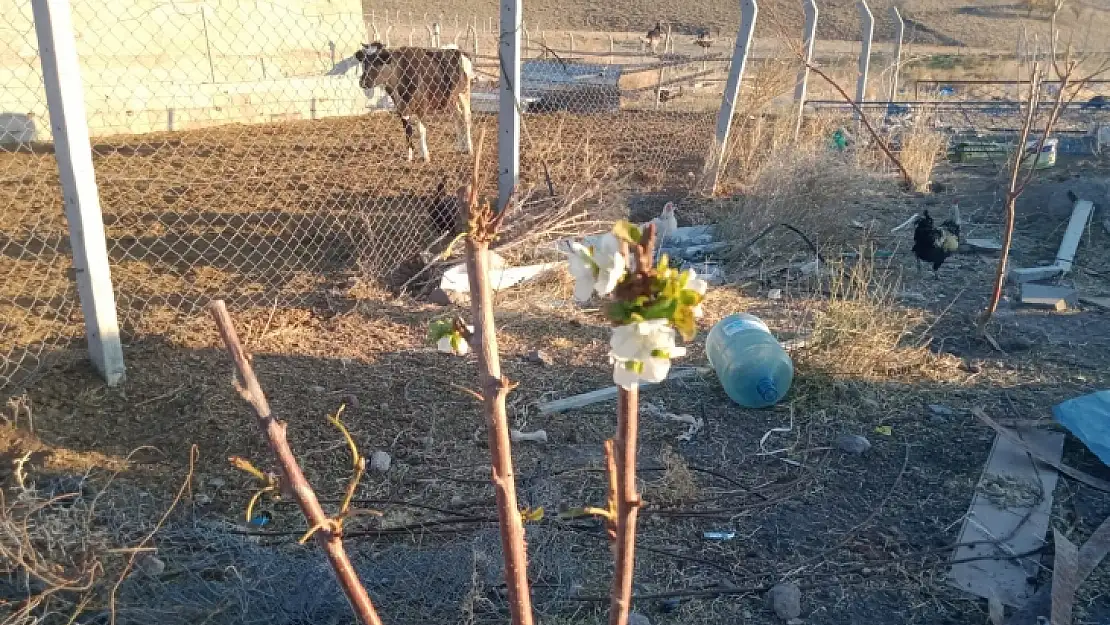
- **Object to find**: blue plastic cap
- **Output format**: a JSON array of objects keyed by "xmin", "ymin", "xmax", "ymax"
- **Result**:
[{"xmin": 756, "ymin": 377, "xmax": 778, "ymax": 403}]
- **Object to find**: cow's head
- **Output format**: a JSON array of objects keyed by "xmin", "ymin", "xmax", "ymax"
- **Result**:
[{"xmin": 354, "ymin": 42, "xmax": 392, "ymax": 90}]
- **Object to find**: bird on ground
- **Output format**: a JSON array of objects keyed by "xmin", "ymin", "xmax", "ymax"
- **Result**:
[
  {"xmin": 646, "ymin": 201, "xmax": 678, "ymax": 244},
  {"xmin": 911, "ymin": 209, "xmax": 960, "ymax": 279}
]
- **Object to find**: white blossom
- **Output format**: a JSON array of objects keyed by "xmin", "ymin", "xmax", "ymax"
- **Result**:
[
  {"xmin": 436, "ymin": 331, "xmax": 470, "ymax": 356},
  {"xmin": 609, "ymin": 320, "xmax": 687, "ymax": 389},
  {"xmin": 683, "ymin": 269, "xmax": 708, "ymax": 318},
  {"xmin": 592, "ymin": 233, "xmax": 627, "ymax": 297},
  {"xmin": 562, "ymin": 236, "xmax": 627, "ymax": 302},
  {"xmin": 564, "ymin": 242, "xmax": 597, "ymax": 302}
]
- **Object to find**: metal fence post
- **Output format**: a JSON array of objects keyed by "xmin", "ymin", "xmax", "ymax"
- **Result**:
[
  {"xmin": 888, "ymin": 6, "xmax": 904, "ymax": 104},
  {"xmin": 856, "ymin": 0, "xmax": 874, "ymax": 120},
  {"xmin": 792, "ymin": 0, "xmax": 818, "ymax": 141},
  {"xmin": 498, "ymin": 0, "xmax": 521, "ymax": 213},
  {"xmin": 706, "ymin": 0, "xmax": 758, "ymax": 194},
  {"xmin": 31, "ymin": 0, "xmax": 125, "ymax": 386}
]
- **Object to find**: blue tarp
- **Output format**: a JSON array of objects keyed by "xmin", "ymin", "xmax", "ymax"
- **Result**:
[{"xmin": 1053, "ymin": 390, "xmax": 1110, "ymax": 467}]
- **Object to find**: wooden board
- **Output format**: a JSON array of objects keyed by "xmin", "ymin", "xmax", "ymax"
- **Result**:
[{"xmin": 947, "ymin": 428, "xmax": 1066, "ymax": 608}]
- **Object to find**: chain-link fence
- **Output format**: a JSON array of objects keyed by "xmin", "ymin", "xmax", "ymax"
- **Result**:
[{"xmin": 2, "ymin": 0, "xmax": 743, "ymax": 397}]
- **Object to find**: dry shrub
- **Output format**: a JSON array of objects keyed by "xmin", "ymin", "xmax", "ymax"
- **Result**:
[
  {"xmin": 709, "ymin": 148, "xmax": 876, "ymax": 262},
  {"xmin": 796, "ymin": 253, "xmax": 953, "ymax": 381},
  {"xmin": 648, "ymin": 445, "xmax": 699, "ymax": 506},
  {"xmin": 897, "ymin": 112, "xmax": 948, "ymax": 192}
]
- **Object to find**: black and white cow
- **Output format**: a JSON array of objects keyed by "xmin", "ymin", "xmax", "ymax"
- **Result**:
[{"xmin": 354, "ymin": 42, "xmax": 475, "ymax": 162}]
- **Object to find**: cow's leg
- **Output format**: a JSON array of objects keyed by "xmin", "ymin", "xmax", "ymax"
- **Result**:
[
  {"xmin": 416, "ymin": 119, "xmax": 430, "ymax": 163},
  {"xmin": 455, "ymin": 92, "xmax": 473, "ymax": 154},
  {"xmin": 401, "ymin": 115, "xmax": 415, "ymax": 162}
]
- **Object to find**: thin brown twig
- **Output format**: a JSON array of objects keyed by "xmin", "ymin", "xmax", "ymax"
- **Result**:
[
  {"xmin": 208, "ymin": 300, "xmax": 384, "ymax": 625},
  {"xmin": 109, "ymin": 445, "xmax": 198, "ymax": 625}
]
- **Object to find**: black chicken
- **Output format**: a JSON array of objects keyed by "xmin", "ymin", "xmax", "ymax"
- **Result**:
[{"xmin": 912, "ymin": 210, "xmax": 960, "ymax": 279}]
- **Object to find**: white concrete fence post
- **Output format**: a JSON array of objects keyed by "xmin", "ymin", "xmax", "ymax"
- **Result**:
[
  {"xmin": 856, "ymin": 0, "xmax": 874, "ymax": 121},
  {"xmin": 889, "ymin": 6, "xmax": 904, "ymax": 104},
  {"xmin": 706, "ymin": 0, "xmax": 759, "ymax": 194},
  {"xmin": 498, "ymin": 0, "xmax": 522, "ymax": 213},
  {"xmin": 31, "ymin": 0, "xmax": 125, "ymax": 386},
  {"xmin": 792, "ymin": 0, "xmax": 819, "ymax": 140}
]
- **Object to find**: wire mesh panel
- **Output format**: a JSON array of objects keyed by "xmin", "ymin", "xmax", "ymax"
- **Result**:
[{"xmin": 0, "ymin": 4, "xmax": 83, "ymax": 393}]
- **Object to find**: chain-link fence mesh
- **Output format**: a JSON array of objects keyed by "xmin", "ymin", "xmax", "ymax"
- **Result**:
[{"xmin": 1, "ymin": 0, "xmax": 739, "ymax": 398}]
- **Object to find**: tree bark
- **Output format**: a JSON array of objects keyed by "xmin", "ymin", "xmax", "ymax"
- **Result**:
[
  {"xmin": 465, "ymin": 238, "xmax": 535, "ymax": 625},
  {"xmin": 209, "ymin": 300, "xmax": 384, "ymax": 625},
  {"xmin": 608, "ymin": 386, "xmax": 642, "ymax": 625}
]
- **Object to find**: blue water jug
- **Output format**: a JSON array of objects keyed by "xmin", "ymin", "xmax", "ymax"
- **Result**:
[{"xmin": 705, "ymin": 313, "xmax": 794, "ymax": 408}]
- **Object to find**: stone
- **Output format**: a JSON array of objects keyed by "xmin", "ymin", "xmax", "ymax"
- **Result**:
[
  {"xmin": 136, "ymin": 553, "xmax": 165, "ymax": 576},
  {"xmin": 836, "ymin": 434, "xmax": 871, "ymax": 455},
  {"xmin": 628, "ymin": 612, "xmax": 651, "ymax": 625},
  {"xmin": 342, "ymin": 394, "xmax": 360, "ymax": 411},
  {"xmin": 768, "ymin": 288, "xmax": 784, "ymax": 300},
  {"xmin": 369, "ymin": 451, "xmax": 391, "ymax": 473},
  {"xmin": 768, "ymin": 582, "xmax": 802, "ymax": 620},
  {"xmin": 207, "ymin": 476, "xmax": 226, "ymax": 489},
  {"xmin": 525, "ymin": 349, "xmax": 554, "ymax": 367},
  {"xmin": 307, "ymin": 385, "xmax": 326, "ymax": 393},
  {"xmin": 428, "ymin": 287, "xmax": 469, "ymax": 307}
]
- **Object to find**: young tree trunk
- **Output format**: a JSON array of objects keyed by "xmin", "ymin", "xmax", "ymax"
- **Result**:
[
  {"xmin": 209, "ymin": 301, "xmax": 384, "ymax": 625},
  {"xmin": 608, "ymin": 386, "xmax": 642, "ymax": 625},
  {"xmin": 465, "ymin": 231, "xmax": 535, "ymax": 625}
]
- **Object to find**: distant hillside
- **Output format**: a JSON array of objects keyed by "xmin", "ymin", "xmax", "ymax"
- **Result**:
[{"xmin": 362, "ymin": 0, "xmax": 1110, "ymax": 51}]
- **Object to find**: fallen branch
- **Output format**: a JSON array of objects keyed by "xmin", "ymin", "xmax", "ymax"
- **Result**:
[{"xmin": 208, "ymin": 300, "xmax": 384, "ymax": 625}]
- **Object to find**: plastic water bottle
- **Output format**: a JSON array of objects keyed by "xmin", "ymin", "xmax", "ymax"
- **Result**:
[{"xmin": 705, "ymin": 313, "xmax": 794, "ymax": 409}]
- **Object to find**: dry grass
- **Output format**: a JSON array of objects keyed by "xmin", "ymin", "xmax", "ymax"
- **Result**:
[{"xmin": 898, "ymin": 111, "xmax": 949, "ymax": 192}]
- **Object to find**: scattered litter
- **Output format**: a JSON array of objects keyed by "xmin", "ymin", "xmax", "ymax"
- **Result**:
[
  {"xmin": 525, "ymin": 349, "xmax": 554, "ymax": 367},
  {"xmin": 537, "ymin": 367, "xmax": 708, "ymax": 415},
  {"xmin": 307, "ymin": 385, "xmax": 325, "ymax": 393},
  {"xmin": 767, "ymin": 582, "xmax": 802, "ymax": 620},
  {"xmin": 1009, "ymin": 265, "xmax": 1063, "ymax": 284},
  {"xmin": 929, "ymin": 404, "xmax": 957, "ymax": 417},
  {"xmin": 851, "ymin": 218, "xmax": 877, "ymax": 230},
  {"xmin": 767, "ymin": 288, "xmax": 783, "ymax": 300},
  {"xmin": 1020, "ymin": 283, "xmax": 1077, "ymax": 311},
  {"xmin": 1051, "ymin": 529, "xmax": 1081, "ymax": 625},
  {"xmin": 1052, "ymin": 390, "xmax": 1110, "ymax": 467},
  {"xmin": 248, "ymin": 510, "xmax": 273, "ymax": 527},
  {"xmin": 874, "ymin": 425, "xmax": 893, "ymax": 436},
  {"xmin": 988, "ymin": 596, "xmax": 1005, "ymax": 625},
  {"xmin": 948, "ymin": 413, "xmax": 1065, "ymax": 607},
  {"xmin": 891, "ymin": 213, "xmax": 922, "ymax": 233},
  {"xmin": 369, "ymin": 450, "xmax": 392, "ymax": 473},
  {"xmin": 757, "ymin": 409, "xmax": 798, "ymax": 464},
  {"xmin": 440, "ymin": 257, "xmax": 563, "ymax": 295},
  {"xmin": 510, "ymin": 429, "xmax": 548, "ymax": 444},
  {"xmin": 836, "ymin": 434, "xmax": 871, "ymax": 455},
  {"xmin": 702, "ymin": 530, "xmax": 736, "ymax": 541},
  {"xmin": 642, "ymin": 403, "xmax": 704, "ymax": 441},
  {"xmin": 898, "ymin": 291, "xmax": 928, "ymax": 303}
]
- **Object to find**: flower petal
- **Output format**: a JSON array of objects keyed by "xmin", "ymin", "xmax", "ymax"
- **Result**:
[
  {"xmin": 436, "ymin": 336, "xmax": 455, "ymax": 354},
  {"xmin": 612, "ymin": 360, "xmax": 641, "ymax": 390}
]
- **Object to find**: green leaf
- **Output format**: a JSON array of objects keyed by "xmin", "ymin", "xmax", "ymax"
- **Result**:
[
  {"xmin": 612, "ymin": 220, "xmax": 642, "ymax": 244},
  {"xmin": 605, "ymin": 301, "xmax": 635, "ymax": 324},
  {"xmin": 641, "ymin": 297, "xmax": 678, "ymax": 320},
  {"xmin": 427, "ymin": 319, "xmax": 454, "ymax": 343}
]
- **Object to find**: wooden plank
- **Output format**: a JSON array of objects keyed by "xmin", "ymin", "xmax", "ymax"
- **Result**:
[
  {"xmin": 947, "ymin": 427, "xmax": 1065, "ymax": 607},
  {"xmin": 1057, "ymin": 199, "xmax": 1094, "ymax": 273},
  {"xmin": 1009, "ymin": 265, "xmax": 1063, "ymax": 284},
  {"xmin": 1020, "ymin": 283, "xmax": 1077, "ymax": 311}
]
